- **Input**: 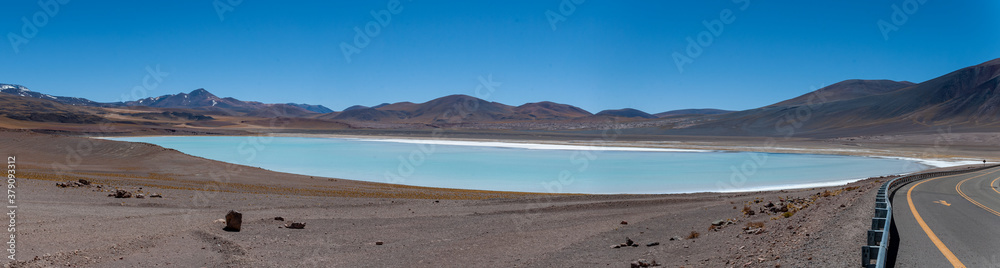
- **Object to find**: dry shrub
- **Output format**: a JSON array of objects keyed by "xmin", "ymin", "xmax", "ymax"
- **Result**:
[
  {"xmin": 746, "ymin": 221, "xmax": 765, "ymax": 229},
  {"xmin": 687, "ymin": 231, "xmax": 700, "ymax": 239}
]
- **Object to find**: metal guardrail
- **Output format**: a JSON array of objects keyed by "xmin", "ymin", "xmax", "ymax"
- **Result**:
[{"xmin": 861, "ymin": 164, "xmax": 998, "ymax": 268}]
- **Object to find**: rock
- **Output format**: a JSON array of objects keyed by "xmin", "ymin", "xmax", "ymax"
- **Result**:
[
  {"xmin": 274, "ymin": 217, "xmax": 284, "ymax": 221},
  {"xmin": 224, "ymin": 210, "xmax": 242, "ymax": 232},
  {"xmin": 764, "ymin": 201, "xmax": 774, "ymax": 208},
  {"xmin": 375, "ymin": 241, "xmax": 384, "ymax": 245},
  {"xmin": 78, "ymin": 179, "xmax": 90, "ymax": 186},
  {"xmin": 135, "ymin": 194, "xmax": 145, "ymax": 199},
  {"xmin": 646, "ymin": 242, "xmax": 659, "ymax": 247},
  {"xmin": 285, "ymin": 222, "xmax": 305, "ymax": 229},
  {"xmin": 630, "ymin": 244, "xmax": 638, "ymax": 247},
  {"xmin": 620, "ymin": 221, "xmax": 628, "ymax": 225},
  {"xmin": 212, "ymin": 218, "xmax": 225, "ymax": 224},
  {"xmin": 149, "ymin": 193, "xmax": 162, "ymax": 198},
  {"xmin": 114, "ymin": 190, "xmax": 132, "ymax": 198},
  {"xmin": 631, "ymin": 261, "xmax": 642, "ymax": 268},
  {"xmin": 611, "ymin": 244, "xmax": 621, "ymax": 249},
  {"xmin": 625, "ymin": 237, "xmax": 634, "ymax": 246},
  {"xmin": 670, "ymin": 236, "xmax": 682, "ymax": 241},
  {"xmin": 631, "ymin": 259, "xmax": 654, "ymax": 267},
  {"xmin": 711, "ymin": 220, "xmax": 725, "ymax": 226}
]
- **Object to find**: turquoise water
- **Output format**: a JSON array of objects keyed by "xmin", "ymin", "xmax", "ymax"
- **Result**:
[{"xmin": 104, "ymin": 136, "xmax": 927, "ymax": 194}]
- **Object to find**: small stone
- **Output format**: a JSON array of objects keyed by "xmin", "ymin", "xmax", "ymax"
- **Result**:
[
  {"xmin": 625, "ymin": 237, "xmax": 634, "ymax": 246},
  {"xmin": 285, "ymin": 222, "xmax": 305, "ymax": 229},
  {"xmin": 375, "ymin": 241, "xmax": 383, "ymax": 245},
  {"xmin": 150, "ymin": 193, "xmax": 162, "ymax": 198},
  {"xmin": 611, "ymin": 244, "xmax": 621, "ymax": 249},
  {"xmin": 114, "ymin": 190, "xmax": 132, "ymax": 198},
  {"xmin": 670, "ymin": 236, "xmax": 682, "ymax": 241},
  {"xmin": 224, "ymin": 210, "xmax": 242, "ymax": 232},
  {"xmin": 711, "ymin": 220, "xmax": 726, "ymax": 226},
  {"xmin": 274, "ymin": 217, "xmax": 284, "ymax": 221},
  {"xmin": 620, "ymin": 221, "xmax": 628, "ymax": 225},
  {"xmin": 78, "ymin": 179, "xmax": 90, "ymax": 185},
  {"xmin": 135, "ymin": 194, "xmax": 145, "ymax": 199},
  {"xmin": 646, "ymin": 242, "xmax": 659, "ymax": 247}
]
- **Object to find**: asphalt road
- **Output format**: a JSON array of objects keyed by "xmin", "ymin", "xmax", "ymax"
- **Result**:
[{"xmin": 892, "ymin": 167, "xmax": 1000, "ymax": 268}]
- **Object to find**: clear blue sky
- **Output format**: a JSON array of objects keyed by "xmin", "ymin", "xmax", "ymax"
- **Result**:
[{"xmin": 2, "ymin": 1, "xmax": 998, "ymax": 113}]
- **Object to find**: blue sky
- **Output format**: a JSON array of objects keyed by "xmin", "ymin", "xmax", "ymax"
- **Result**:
[{"xmin": 2, "ymin": 1, "xmax": 999, "ymax": 113}]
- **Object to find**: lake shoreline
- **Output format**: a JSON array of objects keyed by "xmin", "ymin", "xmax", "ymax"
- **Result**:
[{"xmin": 101, "ymin": 135, "xmax": 929, "ymax": 195}]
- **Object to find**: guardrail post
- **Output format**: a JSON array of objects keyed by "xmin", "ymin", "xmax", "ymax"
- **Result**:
[{"xmin": 867, "ymin": 229, "xmax": 884, "ymax": 245}]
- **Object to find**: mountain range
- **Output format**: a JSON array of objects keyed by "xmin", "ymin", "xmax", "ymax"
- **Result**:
[{"xmin": 1, "ymin": 58, "xmax": 999, "ymax": 137}]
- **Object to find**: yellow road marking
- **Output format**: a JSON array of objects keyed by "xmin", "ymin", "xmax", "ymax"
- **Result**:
[
  {"xmin": 991, "ymin": 177, "xmax": 1000, "ymax": 196},
  {"xmin": 955, "ymin": 177, "xmax": 1000, "ymax": 218},
  {"xmin": 905, "ymin": 169, "xmax": 1000, "ymax": 268},
  {"xmin": 933, "ymin": 200, "xmax": 951, "ymax": 206}
]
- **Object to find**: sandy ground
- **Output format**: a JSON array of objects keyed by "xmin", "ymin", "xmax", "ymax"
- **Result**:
[{"xmin": 0, "ymin": 130, "xmax": 991, "ymax": 267}]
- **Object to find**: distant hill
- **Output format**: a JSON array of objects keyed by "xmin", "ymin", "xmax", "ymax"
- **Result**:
[
  {"xmin": 654, "ymin": 108, "xmax": 733, "ymax": 118},
  {"xmin": 595, "ymin": 108, "xmax": 657, "ymax": 119},
  {"xmin": 510, "ymin": 101, "xmax": 592, "ymax": 120},
  {"xmin": 0, "ymin": 94, "xmax": 105, "ymax": 124},
  {"xmin": 768, "ymin": 79, "xmax": 915, "ymax": 107},
  {"xmin": 655, "ymin": 58, "xmax": 1000, "ymax": 137},
  {"xmin": 0, "ymin": 84, "xmax": 107, "ymax": 106},
  {"xmin": 286, "ymin": 103, "xmax": 333, "ymax": 113},
  {"xmin": 342, "ymin": 105, "xmax": 370, "ymax": 112},
  {"xmin": 326, "ymin": 96, "xmax": 600, "ymax": 123},
  {"xmin": 125, "ymin": 89, "xmax": 317, "ymax": 117}
]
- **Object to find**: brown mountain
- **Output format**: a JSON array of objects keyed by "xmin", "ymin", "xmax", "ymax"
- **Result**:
[
  {"xmin": 654, "ymin": 108, "xmax": 733, "ymax": 118},
  {"xmin": 326, "ymin": 95, "xmax": 598, "ymax": 123},
  {"xmin": 655, "ymin": 58, "xmax": 1000, "ymax": 137},
  {"xmin": 510, "ymin": 101, "xmax": 592, "ymax": 120},
  {"xmin": 594, "ymin": 108, "xmax": 657, "ymax": 119},
  {"xmin": 0, "ymin": 94, "xmax": 104, "ymax": 124},
  {"xmin": 769, "ymin": 79, "xmax": 915, "ymax": 107},
  {"xmin": 126, "ymin": 89, "xmax": 317, "ymax": 117},
  {"xmin": 324, "ymin": 95, "xmax": 517, "ymax": 123}
]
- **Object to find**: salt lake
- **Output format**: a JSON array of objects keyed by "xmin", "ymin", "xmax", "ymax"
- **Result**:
[{"xmin": 104, "ymin": 136, "xmax": 928, "ymax": 194}]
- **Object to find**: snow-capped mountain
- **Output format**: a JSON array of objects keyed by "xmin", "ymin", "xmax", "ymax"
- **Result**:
[
  {"xmin": 124, "ymin": 88, "xmax": 322, "ymax": 117},
  {"xmin": 0, "ymin": 83, "xmax": 105, "ymax": 106}
]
